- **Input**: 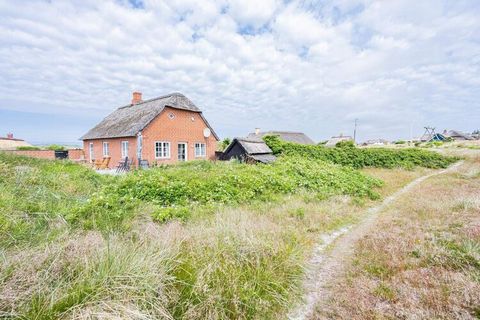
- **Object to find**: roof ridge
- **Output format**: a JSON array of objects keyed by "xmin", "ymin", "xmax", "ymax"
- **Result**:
[
  {"xmin": 117, "ymin": 92, "xmax": 187, "ymax": 110},
  {"xmin": 236, "ymin": 138, "xmax": 267, "ymax": 143}
]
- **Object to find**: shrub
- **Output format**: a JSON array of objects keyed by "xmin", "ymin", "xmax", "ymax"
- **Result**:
[
  {"xmin": 263, "ymin": 135, "xmax": 457, "ymax": 169},
  {"xmin": 219, "ymin": 138, "xmax": 232, "ymax": 151},
  {"xmin": 76, "ymin": 157, "xmax": 382, "ymax": 226},
  {"xmin": 16, "ymin": 146, "xmax": 41, "ymax": 150},
  {"xmin": 395, "ymin": 140, "xmax": 406, "ymax": 144},
  {"xmin": 335, "ymin": 140, "xmax": 355, "ymax": 148},
  {"xmin": 46, "ymin": 144, "xmax": 66, "ymax": 151}
]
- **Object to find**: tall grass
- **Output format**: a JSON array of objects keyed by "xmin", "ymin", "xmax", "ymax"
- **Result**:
[
  {"xmin": 0, "ymin": 151, "xmax": 452, "ymax": 319},
  {"xmin": 321, "ymin": 157, "xmax": 480, "ymax": 319},
  {"xmin": 0, "ymin": 153, "xmax": 106, "ymax": 248}
]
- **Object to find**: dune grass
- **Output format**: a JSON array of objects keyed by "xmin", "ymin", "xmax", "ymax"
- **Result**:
[
  {"xmin": 0, "ymin": 151, "xmax": 460, "ymax": 319},
  {"xmin": 320, "ymin": 155, "xmax": 480, "ymax": 319}
]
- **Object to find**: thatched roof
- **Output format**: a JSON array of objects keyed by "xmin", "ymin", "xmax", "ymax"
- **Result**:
[
  {"xmin": 0, "ymin": 137, "xmax": 32, "ymax": 150},
  {"xmin": 235, "ymin": 138, "xmax": 273, "ymax": 154},
  {"xmin": 247, "ymin": 131, "xmax": 315, "ymax": 145},
  {"xmin": 223, "ymin": 138, "xmax": 277, "ymax": 163},
  {"xmin": 445, "ymin": 130, "xmax": 473, "ymax": 140},
  {"xmin": 249, "ymin": 154, "xmax": 277, "ymax": 163},
  {"xmin": 81, "ymin": 93, "xmax": 218, "ymax": 140}
]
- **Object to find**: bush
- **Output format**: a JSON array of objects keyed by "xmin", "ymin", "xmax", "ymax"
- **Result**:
[
  {"xmin": 335, "ymin": 140, "xmax": 355, "ymax": 148},
  {"xmin": 263, "ymin": 135, "xmax": 457, "ymax": 169},
  {"xmin": 46, "ymin": 144, "xmax": 66, "ymax": 151},
  {"xmin": 16, "ymin": 146, "xmax": 41, "ymax": 150},
  {"xmin": 395, "ymin": 140, "xmax": 406, "ymax": 144},
  {"xmin": 219, "ymin": 138, "xmax": 231, "ymax": 151},
  {"xmin": 76, "ymin": 157, "xmax": 382, "ymax": 226}
]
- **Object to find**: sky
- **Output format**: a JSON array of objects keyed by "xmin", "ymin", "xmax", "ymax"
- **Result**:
[{"xmin": 0, "ymin": 0, "xmax": 479, "ymax": 145}]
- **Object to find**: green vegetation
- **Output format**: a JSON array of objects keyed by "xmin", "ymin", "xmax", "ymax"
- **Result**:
[
  {"xmin": 264, "ymin": 135, "xmax": 457, "ymax": 169},
  {"xmin": 16, "ymin": 146, "xmax": 41, "ymax": 150},
  {"xmin": 0, "ymin": 152, "xmax": 387, "ymax": 319},
  {"xmin": 219, "ymin": 137, "xmax": 232, "ymax": 151},
  {"xmin": 394, "ymin": 140, "xmax": 406, "ymax": 144},
  {"xmin": 72, "ymin": 156, "xmax": 383, "ymax": 231},
  {"xmin": 45, "ymin": 144, "xmax": 66, "ymax": 150},
  {"xmin": 15, "ymin": 144, "xmax": 66, "ymax": 151},
  {"xmin": 0, "ymin": 153, "xmax": 381, "ymax": 246},
  {"xmin": 0, "ymin": 144, "xmax": 462, "ymax": 319},
  {"xmin": 0, "ymin": 153, "xmax": 107, "ymax": 247}
]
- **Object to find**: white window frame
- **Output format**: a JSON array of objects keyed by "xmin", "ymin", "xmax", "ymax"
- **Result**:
[
  {"xmin": 194, "ymin": 142, "xmax": 207, "ymax": 157},
  {"xmin": 121, "ymin": 141, "xmax": 129, "ymax": 159},
  {"xmin": 155, "ymin": 141, "xmax": 171, "ymax": 159},
  {"xmin": 103, "ymin": 141, "xmax": 110, "ymax": 157},
  {"xmin": 89, "ymin": 142, "xmax": 94, "ymax": 161}
]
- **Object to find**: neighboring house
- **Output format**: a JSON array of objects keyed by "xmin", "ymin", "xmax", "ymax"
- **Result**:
[
  {"xmin": 81, "ymin": 92, "xmax": 219, "ymax": 168},
  {"xmin": 246, "ymin": 129, "xmax": 315, "ymax": 145},
  {"xmin": 0, "ymin": 133, "xmax": 32, "ymax": 150},
  {"xmin": 325, "ymin": 135, "xmax": 353, "ymax": 147},
  {"xmin": 443, "ymin": 130, "xmax": 473, "ymax": 141},
  {"xmin": 222, "ymin": 138, "xmax": 276, "ymax": 164}
]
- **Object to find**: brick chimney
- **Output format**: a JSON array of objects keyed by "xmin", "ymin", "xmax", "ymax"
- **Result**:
[
  {"xmin": 7, "ymin": 133, "xmax": 13, "ymax": 139},
  {"xmin": 132, "ymin": 92, "xmax": 142, "ymax": 104}
]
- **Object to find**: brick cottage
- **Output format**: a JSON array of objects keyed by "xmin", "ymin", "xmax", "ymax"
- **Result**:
[{"xmin": 81, "ymin": 92, "xmax": 219, "ymax": 168}]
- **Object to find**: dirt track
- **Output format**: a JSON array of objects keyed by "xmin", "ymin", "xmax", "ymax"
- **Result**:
[{"xmin": 288, "ymin": 161, "xmax": 464, "ymax": 320}]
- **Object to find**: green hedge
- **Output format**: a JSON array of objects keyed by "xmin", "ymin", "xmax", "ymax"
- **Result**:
[{"xmin": 263, "ymin": 136, "xmax": 457, "ymax": 169}]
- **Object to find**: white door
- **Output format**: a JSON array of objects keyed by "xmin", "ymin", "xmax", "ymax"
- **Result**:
[{"xmin": 178, "ymin": 143, "xmax": 187, "ymax": 161}]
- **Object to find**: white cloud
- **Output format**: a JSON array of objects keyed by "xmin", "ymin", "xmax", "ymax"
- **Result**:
[{"xmin": 0, "ymin": 0, "xmax": 479, "ymax": 143}]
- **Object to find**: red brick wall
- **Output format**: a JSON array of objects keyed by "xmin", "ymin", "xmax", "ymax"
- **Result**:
[
  {"xmin": 141, "ymin": 107, "xmax": 218, "ymax": 165},
  {"xmin": 1, "ymin": 150, "xmax": 55, "ymax": 159},
  {"xmin": 67, "ymin": 148, "xmax": 85, "ymax": 160},
  {"xmin": 83, "ymin": 137, "xmax": 137, "ymax": 169}
]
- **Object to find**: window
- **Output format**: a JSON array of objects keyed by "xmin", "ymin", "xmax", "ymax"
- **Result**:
[
  {"xmin": 195, "ymin": 143, "xmax": 206, "ymax": 157},
  {"xmin": 103, "ymin": 142, "xmax": 110, "ymax": 157},
  {"xmin": 155, "ymin": 141, "xmax": 170, "ymax": 159},
  {"xmin": 89, "ymin": 142, "xmax": 94, "ymax": 161},
  {"xmin": 121, "ymin": 141, "xmax": 129, "ymax": 158}
]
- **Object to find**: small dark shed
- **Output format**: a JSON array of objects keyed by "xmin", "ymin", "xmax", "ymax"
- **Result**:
[{"xmin": 222, "ymin": 138, "xmax": 276, "ymax": 164}]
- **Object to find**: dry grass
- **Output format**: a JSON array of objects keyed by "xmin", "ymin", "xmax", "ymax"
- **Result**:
[
  {"xmin": 0, "ymin": 168, "xmax": 423, "ymax": 319},
  {"xmin": 317, "ymin": 154, "xmax": 480, "ymax": 319}
]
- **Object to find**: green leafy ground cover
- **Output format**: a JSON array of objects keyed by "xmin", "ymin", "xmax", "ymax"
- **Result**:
[
  {"xmin": 0, "ymin": 153, "xmax": 382, "ymax": 244},
  {"xmin": 264, "ymin": 135, "xmax": 458, "ymax": 169}
]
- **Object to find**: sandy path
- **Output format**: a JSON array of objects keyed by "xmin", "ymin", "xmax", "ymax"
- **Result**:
[{"xmin": 288, "ymin": 161, "xmax": 463, "ymax": 320}]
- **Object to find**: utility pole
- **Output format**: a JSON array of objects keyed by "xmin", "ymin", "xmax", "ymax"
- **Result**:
[{"xmin": 353, "ymin": 118, "xmax": 358, "ymax": 143}]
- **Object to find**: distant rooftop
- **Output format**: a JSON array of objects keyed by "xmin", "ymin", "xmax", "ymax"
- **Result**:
[{"xmin": 246, "ymin": 130, "xmax": 315, "ymax": 145}]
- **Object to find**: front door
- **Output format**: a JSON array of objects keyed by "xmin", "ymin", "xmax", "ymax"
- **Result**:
[{"xmin": 178, "ymin": 143, "xmax": 187, "ymax": 161}]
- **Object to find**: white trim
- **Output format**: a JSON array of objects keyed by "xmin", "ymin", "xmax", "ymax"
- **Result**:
[
  {"xmin": 89, "ymin": 142, "xmax": 94, "ymax": 161},
  {"xmin": 102, "ymin": 141, "xmax": 110, "ymax": 157},
  {"xmin": 194, "ymin": 142, "xmax": 207, "ymax": 157},
  {"xmin": 155, "ymin": 141, "xmax": 171, "ymax": 159},
  {"xmin": 178, "ymin": 142, "xmax": 188, "ymax": 161},
  {"xmin": 121, "ymin": 140, "xmax": 129, "ymax": 159}
]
